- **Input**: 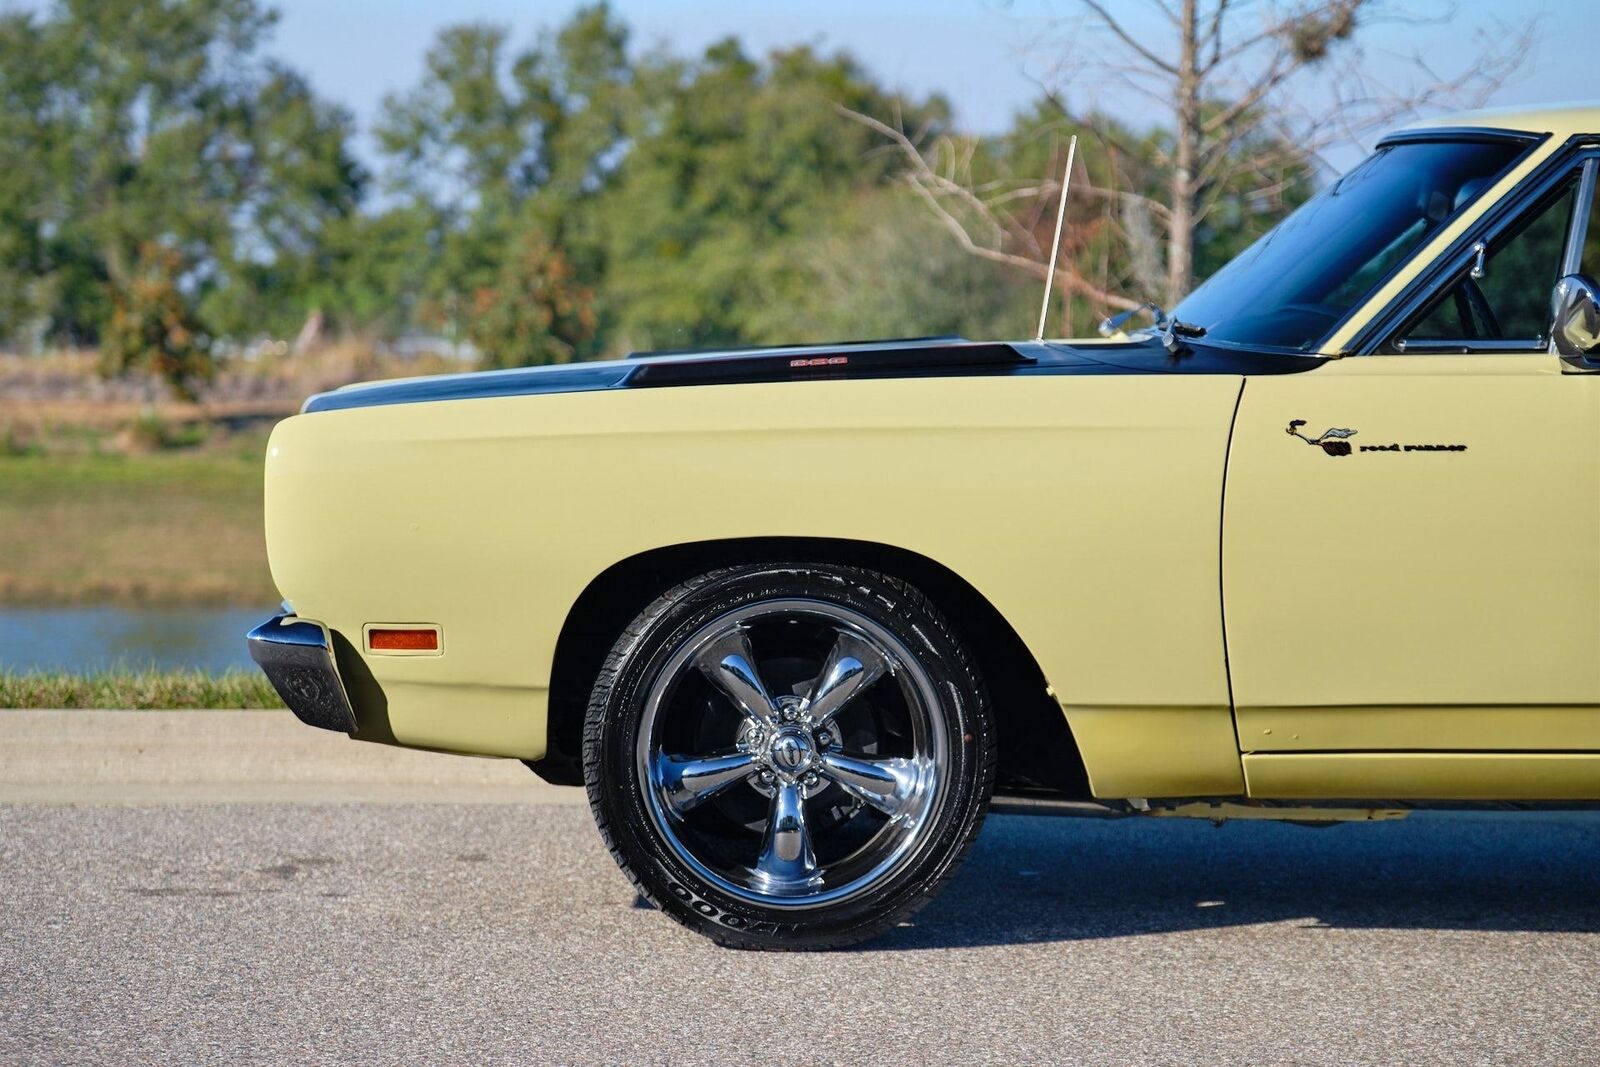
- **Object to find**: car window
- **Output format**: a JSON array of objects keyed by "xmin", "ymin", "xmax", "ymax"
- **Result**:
[
  {"xmin": 1405, "ymin": 177, "xmax": 1579, "ymax": 346},
  {"xmin": 1170, "ymin": 139, "xmax": 1525, "ymax": 352}
]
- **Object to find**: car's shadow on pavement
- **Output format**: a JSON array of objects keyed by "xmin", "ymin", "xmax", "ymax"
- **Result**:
[{"xmin": 875, "ymin": 811, "xmax": 1600, "ymax": 950}]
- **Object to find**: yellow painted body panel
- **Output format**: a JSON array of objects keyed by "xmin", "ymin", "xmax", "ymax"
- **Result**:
[
  {"xmin": 1224, "ymin": 354, "xmax": 1600, "ymax": 782},
  {"xmin": 265, "ymin": 373, "xmax": 1245, "ymax": 790},
  {"xmin": 1238, "ymin": 706, "xmax": 1600, "ymax": 753},
  {"xmin": 1244, "ymin": 753, "xmax": 1600, "ymax": 801},
  {"xmin": 1063, "ymin": 707, "xmax": 1243, "ymax": 797}
]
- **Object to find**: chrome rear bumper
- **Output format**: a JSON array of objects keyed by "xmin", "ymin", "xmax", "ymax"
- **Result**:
[{"xmin": 246, "ymin": 614, "xmax": 357, "ymax": 733}]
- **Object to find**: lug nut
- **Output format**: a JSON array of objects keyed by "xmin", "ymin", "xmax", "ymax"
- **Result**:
[
  {"xmin": 760, "ymin": 769, "xmax": 776, "ymax": 783},
  {"xmin": 782, "ymin": 706, "xmax": 797, "ymax": 722},
  {"xmin": 815, "ymin": 731, "xmax": 831, "ymax": 746},
  {"xmin": 802, "ymin": 772, "xmax": 819, "ymax": 787}
]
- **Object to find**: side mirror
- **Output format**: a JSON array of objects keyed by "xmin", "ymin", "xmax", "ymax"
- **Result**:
[{"xmin": 1551, "ymin": 273, "xmax": 1600, "ymax": 358}]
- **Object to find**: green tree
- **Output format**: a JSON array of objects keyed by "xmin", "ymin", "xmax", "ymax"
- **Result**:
[
  {"xmin": 313, "ymin": 206, "xmax": 440, "ymax": 338},
  {"xmin": 751, "ymin": 190, "xmax": 1032, "ymax": 343},
  {"xmin": 0, "ymin": 0, "xmax": 361, "ymax": 390},
  {"xmin": 375, "ymin": 5, "xmax": 631, "ymax": 359},
  {"xmin": 598, "ymin": 40, "xmax": 948, "ymax": 351},
  {"xmin": 101, "ymin": 243, "xmax": 212, "ymax": 399},
  {"xmin": 200, "ymin": 69, "xmax": 367, "ymax": 339},
  {"xmin": 377, "ymin": 13, "xmax": 961, "ymax": 360},
  {"xmin": 466, "ymin": 228, "xmax": 596, "ymax": 368}
]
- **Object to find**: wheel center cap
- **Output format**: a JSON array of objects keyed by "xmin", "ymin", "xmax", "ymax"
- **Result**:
[{"xmin": 768, "ymin": 730, "xmax": 813, "ymax": 773}]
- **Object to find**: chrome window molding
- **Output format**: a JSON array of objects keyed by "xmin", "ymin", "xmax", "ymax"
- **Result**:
[
  {"xmin": 1560, "ymin": 158, "xmax": 1598, "ymax": 278},
  {"xmin": 1393, "ymin": 338, "xmax": 1548, "ymax": 355}
]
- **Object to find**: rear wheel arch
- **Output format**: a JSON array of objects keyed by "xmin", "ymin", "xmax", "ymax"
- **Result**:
[{"xmin": 534, "ymin": 537, "xmax": 1089, "ymax": 800}]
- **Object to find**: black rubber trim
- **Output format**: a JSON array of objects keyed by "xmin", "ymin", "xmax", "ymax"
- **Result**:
[
  {"xmin": 1376, "ymin": 126, "xmax": 1545, "ymax": 147},
  {"xmin": 625, "ymin": 341, "xmax": 1031, "ymax": 387}
]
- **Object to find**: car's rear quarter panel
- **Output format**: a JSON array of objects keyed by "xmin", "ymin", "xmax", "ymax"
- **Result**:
[{"xmin": 265, "ymin": 373, "xmax": 1245, "ymax": 796}]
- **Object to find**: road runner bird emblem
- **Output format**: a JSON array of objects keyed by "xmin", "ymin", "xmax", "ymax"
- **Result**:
[{"xmin": 1287, "ymin": 419, "xmax": 1357, "ymax": 456}]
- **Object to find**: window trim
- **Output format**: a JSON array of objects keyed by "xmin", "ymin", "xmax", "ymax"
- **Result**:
[
  {"xmin": 1560, "ymin": 157, "xmax": 1598, "ymax": 278},
  {"xmin": 1376, "ymin": 126, "xmax": 1546, "ymax": 149},
  {"xmin": 1394, "ymin": 338, "xmax": 1548, "ymax": 354},
  {"xmin": 1355, "ymin": 136, "xmax": 1598, "ymax": 355}
]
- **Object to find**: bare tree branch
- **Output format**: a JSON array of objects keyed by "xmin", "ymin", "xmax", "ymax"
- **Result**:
[
  {"xmin": 1080, "ymin": 0, "xmax": 1178, "ymax": 74},
  {"xmin": 839, "ymin": 104, "xmax": 1140, "ymax": 312},
  {"xmin": 905, "ymin": 172, "xmax": 1139, "ymax": 310},
  {"xmin": 1202, "ymin": 55, "xmax": 1293, "ymax": 137},
  {"xmin": 844, "ymin": 0, "xmax": 1535, "ymax": 318}
]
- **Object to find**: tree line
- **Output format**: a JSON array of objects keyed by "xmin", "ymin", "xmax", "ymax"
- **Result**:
[{"xmin": 0, "ymin": 0, "xmax": 1524, "ymax": 391}]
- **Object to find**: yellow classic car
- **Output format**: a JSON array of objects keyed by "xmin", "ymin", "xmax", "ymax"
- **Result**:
[{"xmin": 250, "ymin": 102, "xmax": 1600, "ymax": 949}]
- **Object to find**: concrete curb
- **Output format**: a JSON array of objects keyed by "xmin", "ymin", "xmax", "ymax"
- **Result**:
[{"xmin": 0, "ymin": 709, "xmax": 584, "ymax": 805}]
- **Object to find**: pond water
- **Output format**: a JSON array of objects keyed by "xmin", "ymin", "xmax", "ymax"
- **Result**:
[{"xmin": 0, "ymin": 606, "xmax": 271, "ymax": 673}]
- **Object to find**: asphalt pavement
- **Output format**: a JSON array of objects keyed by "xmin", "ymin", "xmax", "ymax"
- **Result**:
[{"xmin": 3, "ymin": 712, "xmax": 1599, "ymax": 1065}]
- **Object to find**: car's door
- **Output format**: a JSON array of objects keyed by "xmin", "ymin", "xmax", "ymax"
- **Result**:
[{"xmin": 1223, "ymin": 150, "xmax": 1600, "ymax": 800}]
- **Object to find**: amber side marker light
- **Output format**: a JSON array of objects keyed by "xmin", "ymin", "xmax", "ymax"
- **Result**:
[{"xmin": 367, "ymin": 627, "xmax": 440, "ymax": 653}]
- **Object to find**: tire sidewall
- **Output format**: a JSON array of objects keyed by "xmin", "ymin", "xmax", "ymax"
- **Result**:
[{"xmin": 588, "ymin": 564, "xmax": 991, "ymax": 947}]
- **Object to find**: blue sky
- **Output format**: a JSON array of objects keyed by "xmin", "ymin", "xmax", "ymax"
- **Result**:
[
  {"xmin": 265, "ymin": 0, "xmax": 1594, "ymax": 168},
  {"xmin": 1, "ymin": 0, "xmax": 1585, "ymax": 164}
]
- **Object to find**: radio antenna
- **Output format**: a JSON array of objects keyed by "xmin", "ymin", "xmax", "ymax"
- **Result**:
[{"xmin": 1034, "ymin": 134, "xmax": 1078, "ymax": 342}]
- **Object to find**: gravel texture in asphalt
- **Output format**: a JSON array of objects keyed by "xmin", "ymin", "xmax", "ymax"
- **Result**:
[{"xmin": 3, "ymin": 798, "xmax": 1599, "ymax": 1065}]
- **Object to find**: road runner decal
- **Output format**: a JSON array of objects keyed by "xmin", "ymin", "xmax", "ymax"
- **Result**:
[
  {"xmin": 1287, "ymin": 420, "xmax": 1357, "ymax": 455},
  {"xmin": 1286, "ymin": 420, "xmax": 1466, "ymax": 457}
]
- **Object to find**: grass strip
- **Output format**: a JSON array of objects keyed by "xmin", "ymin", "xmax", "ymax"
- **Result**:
[
  {"xmin": 0, "ymin": 668, "xmax": 282, "ymax": 709},
  {"xmin": 0, "ymin": 447, "xmax": 277, "ymax": 607}
]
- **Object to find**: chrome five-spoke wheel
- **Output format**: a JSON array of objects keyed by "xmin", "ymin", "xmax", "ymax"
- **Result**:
[
  {"xmin": 585, "ymin": 564, "xmax": 995, "ymax": 950},
  {"xmin": 639, "ymin": 600, "xmax": 947, "ymax": 906}
]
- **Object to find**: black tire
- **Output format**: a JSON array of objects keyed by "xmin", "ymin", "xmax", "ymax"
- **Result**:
[{"xmin": 583, "ymin": 563, "xmax": 996, "ymax": 950}]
